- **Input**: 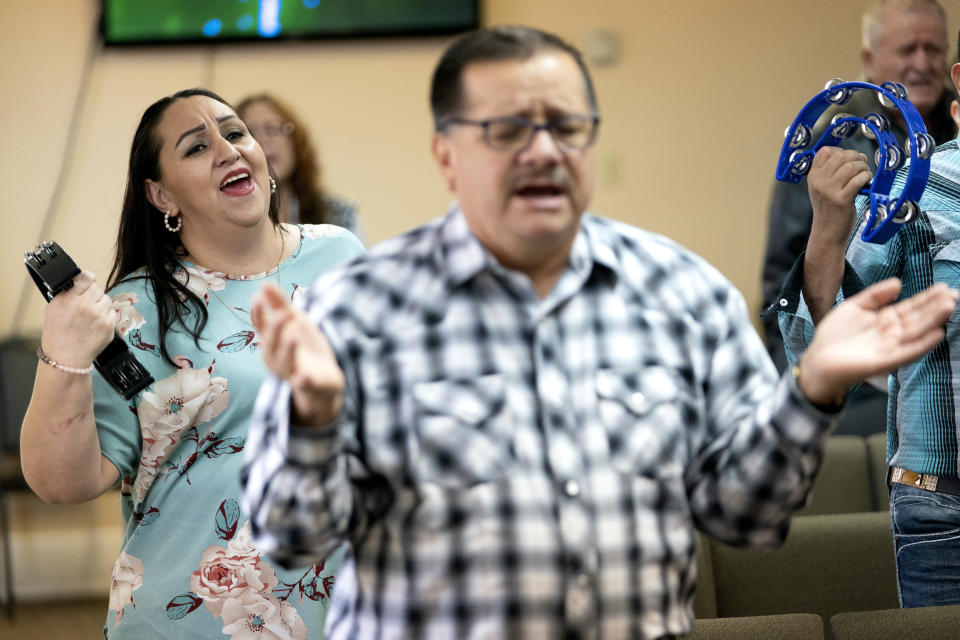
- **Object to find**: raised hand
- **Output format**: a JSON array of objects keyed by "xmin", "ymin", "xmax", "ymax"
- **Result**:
[
  {"xmin": 807, "ymin": 146, "xmax": 872, "ymax": 246},
  {"xmin": 42, "ymin": 270, "xmax": 118, "ymax": 370},
  {"xmin": 803, "ymin": 147, "xmax": 874, "ymax": 324},
  {"xmin": 798, "ymin": 279, "xmax": 958, "ymax": 406},
  {"xmin": 251, "ymin": 283, "xmax": 344, "ymax": 427}
]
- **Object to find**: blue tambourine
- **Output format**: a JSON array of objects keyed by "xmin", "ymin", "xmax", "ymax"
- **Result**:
[{"xmin": 776, "ymin": 79, "xmax": 934, "ymax": 244}]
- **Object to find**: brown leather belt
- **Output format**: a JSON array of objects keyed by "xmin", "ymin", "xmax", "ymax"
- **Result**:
[{"xmin": 890, "ymin": 466, "xmax": 960, "ymax": 497}]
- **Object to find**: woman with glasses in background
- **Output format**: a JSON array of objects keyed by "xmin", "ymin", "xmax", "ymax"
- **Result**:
[{"xmin": 237, "ymin": 93, "xmax": 362, "ymax": 240}]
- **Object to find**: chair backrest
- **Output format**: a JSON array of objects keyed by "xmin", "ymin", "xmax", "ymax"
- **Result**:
[
  {"xmin": 0, "ymin": 335, "xmax": 40, "ymax": 453},
  {"xmin": 708, "ymin": 511, "xmax": 898, "ymax": 622},
  {"xmin": 830, "ymin": 604, "xmax": 960, "ymax": 640},
  {"xmin": 693, "ymin": 531, "xmax": 718, "ymax": 619},
  {"xmin": 688, "ymin": 613, "xmax": 824, "ymax": 640},
  {"xmin": 797, "ymin": 435, "xmax": 874, "ymax": 516},
  {"xmin": 865, "ymin": 431, "xmax": 889, "ymax": 511}
]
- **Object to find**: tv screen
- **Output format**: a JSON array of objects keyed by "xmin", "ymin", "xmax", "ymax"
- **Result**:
[{"xmin": 102, "ymin": 0, "xmax": 479, "ymax": 45}]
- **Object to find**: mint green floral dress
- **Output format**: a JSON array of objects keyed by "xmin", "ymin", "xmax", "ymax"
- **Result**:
[{"xmin": 93, "ymin": 224, "xmax": 363, "ymax": 639}]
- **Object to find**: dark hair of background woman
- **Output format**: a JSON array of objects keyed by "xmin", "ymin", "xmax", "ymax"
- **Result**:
[
  {"xmin": 106, "ymin": 87, "xmax": 282, "ymax": 367},
  {"xmin": 236, "ymin": 93, "xmax": 338, "ymax": 225}
]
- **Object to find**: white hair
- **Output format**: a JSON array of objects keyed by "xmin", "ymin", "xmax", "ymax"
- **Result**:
[{"xmin": 861, "ymin": 0, "xmax": 947, "ymax": 50}]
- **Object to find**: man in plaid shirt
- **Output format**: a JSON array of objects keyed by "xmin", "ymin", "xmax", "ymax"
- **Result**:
[{"xmin": 241, "ymin": 26, "xmax": 957, "ymax": 639}]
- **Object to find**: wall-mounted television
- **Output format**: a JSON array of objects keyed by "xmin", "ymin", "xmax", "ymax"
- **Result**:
[{"xmin": 102, "ymin": 0, "xmax": 480, "ymax": 46}]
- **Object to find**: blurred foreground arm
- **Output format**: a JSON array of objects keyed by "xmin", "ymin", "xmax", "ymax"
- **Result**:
[
  {"xmin": 798, "ymin": 278, "xmax": 956, "ymax": 406},
  {"xmin": 251, "ymin": 282, "xmax": 344, "ymax": 427}
]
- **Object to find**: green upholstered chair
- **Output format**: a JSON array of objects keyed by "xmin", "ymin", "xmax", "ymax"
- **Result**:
[
  {"xmin": 865, "ymin": 431, "xmax": 889, "ymax": 512},
  {"xmin": 688, "ymin": 613, "xmax": 824, "ymax": 639},
  {"xmin": 797, "ymin": 436, "xmax": 874, "ymax": 516},
  {"xmin": 693, "ymin": 531, "xmax": 718, "ymax": 620},
  {"xmin": 830, "ymin": 604, "xmax": 960, "ymax": 640},
  {"xmin": 708, "ymin": 511, "xmax": 898, "ymax": 622}
]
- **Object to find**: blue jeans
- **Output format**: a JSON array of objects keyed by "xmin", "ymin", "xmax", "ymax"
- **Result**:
[{"xmin": 890, "ymin": 483, "xmax": 960, "ymax": 607}]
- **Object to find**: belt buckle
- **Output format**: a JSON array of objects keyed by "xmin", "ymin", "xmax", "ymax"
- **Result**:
[
  {"xmin": 891, "ymin": 467, "xmax": 904, "ymax": 485},
  {"xmin": 916, "ymin": 473, "xmax": 939, "ymax": 492}
]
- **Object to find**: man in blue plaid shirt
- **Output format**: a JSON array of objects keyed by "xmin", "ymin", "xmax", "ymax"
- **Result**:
[
  {"xmin": 242, "ymin": 25, "xmax": 957, "ymax": 639},
  {"xmin": 776, "ymin": 40, "xmax": 960, "ymax": 609}
]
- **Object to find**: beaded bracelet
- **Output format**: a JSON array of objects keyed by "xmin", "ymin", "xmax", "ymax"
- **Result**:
[{"xmin": 36, "ymin": 346, "xmax": 93, "ymax": 375}]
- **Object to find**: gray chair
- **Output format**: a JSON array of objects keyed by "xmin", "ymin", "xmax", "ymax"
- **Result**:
[{"xmin": 0, "ymin": 335, "xmax": 40, "ymax": 618}]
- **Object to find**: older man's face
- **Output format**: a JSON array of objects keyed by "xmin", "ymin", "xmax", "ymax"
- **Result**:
[
  {"xmin": 863, "ymin": 7, "xmax": 948, "ymax": 117},
  {"xmin": 432, "ymin": 51, "xmax": 597, "ymax": 272}
]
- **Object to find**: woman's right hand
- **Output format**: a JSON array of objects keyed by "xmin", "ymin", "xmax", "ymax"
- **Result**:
[{"xmin": 41, "ymin": 270, "xmax": 118, "ymax": 369}]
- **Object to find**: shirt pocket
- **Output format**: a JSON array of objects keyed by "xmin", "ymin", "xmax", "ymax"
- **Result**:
[
  {"xmin": 594, "ymin": 366, "xmax": 691, "ymax": 479},
  {"xmin": 411, "ymin": 374, "xmax": 513, "ymax": 488},
  {"xmin": 930, "ymin": 240, "xmax": 960, "ymax": 274},
  {"xmin": 929, "ymin": 239, "xmax": 960, "ymax": 326}
]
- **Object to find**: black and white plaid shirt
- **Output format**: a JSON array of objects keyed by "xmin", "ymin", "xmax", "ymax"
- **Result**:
[{"xmin": 242, "ymin": 206, "xmax": 836, "ymax": 639}]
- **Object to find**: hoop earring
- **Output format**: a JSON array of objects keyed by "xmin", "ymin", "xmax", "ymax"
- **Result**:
[
  {"xmin": 269, "ymin": 177, "xmax": 277, "ymax": 194},
  {"xmin": 164, "ymin": 210, "xmax": 182, "ymax": 233}
]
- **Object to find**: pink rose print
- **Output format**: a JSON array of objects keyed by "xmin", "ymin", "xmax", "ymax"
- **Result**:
[
  {"xmin": 190, "ymin": 537, "xmax": 278, "ymax": 618},
  {"xmin": 109, "ymin": 552, "xmax": 144, "ymax": 625},
  {"xmin": 188, "ymin": 524, "xmax": 307, "ymax": 639}
]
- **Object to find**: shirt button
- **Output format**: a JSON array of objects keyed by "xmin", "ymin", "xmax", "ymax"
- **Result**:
[
  {"xmin": 627, "ymin": 391, "xmax": 646, "ymax": 413},
  {"xmin": 459, "ymin": 399, "xmax": 483, "ymax": 421},
  {"xmin": 779, "ymin": 298, "xmax": 788, "ymax": 307},
  {"xmin": 563, "ymin": 479, "xmax": 581, "ymax": 498},
  {"xmin": 577, "ymin": 573, "xmax": 591, "ymax": 589}
]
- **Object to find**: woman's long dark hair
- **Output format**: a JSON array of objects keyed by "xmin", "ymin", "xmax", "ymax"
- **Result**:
[
  {"xmin": 236, "ymin": 93, "xmax": 335, "ymax": 225},
  {"xmin": 106, "ymin": 88, "xmax": 281, "ymax": 366}
]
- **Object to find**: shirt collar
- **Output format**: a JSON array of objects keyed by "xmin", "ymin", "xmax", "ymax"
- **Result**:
[
  {"xmin": 439, "ymin": 204, "xmax": 496, "ymax": 289},
  {"xmin": 579, "ymin": 214, "xmax": 620, "ymax": 278},
  {"xmin": 437, "ymin": 204, "xmax": 620, "ymax": 292}
]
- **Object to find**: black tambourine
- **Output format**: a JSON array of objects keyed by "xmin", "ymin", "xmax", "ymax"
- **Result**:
[
  {"xmin": 776, "ymin": 79, "xmax": 934, "ymax": 244},
  {"xmin": 24, "ymin": 241, "xmax": 153, "ymax": 400}
]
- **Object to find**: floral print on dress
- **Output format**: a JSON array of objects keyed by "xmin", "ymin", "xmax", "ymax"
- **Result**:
[
  {"xmin": 290, "ymin": 284, "xmax": 305, "ymax": 305},
  {"xmin": 109, "ymin": 552, "xmax": 144, "ymax": 625},
  {"xmin": 167, "ymin": 520, "xmax": 308, "ymax": 640},
  {"xmin": 112, "ymin": 292, "xmax": 145, "ymax": 336},
  {"xmin": 173, "ymin": 264, "xmax": 227, "ymax": 303},
  {"xmin": 302, "ymin": 223, "xmax": 348, "ymax": 239},
  {"xmin": 190, "ymin": 528, "xmax": 280, "ymax": 619},
  {"xmin": 112, "ymin": 292, "xmax": 159, "ymax": 357},
  {"xmin": 132, "ymin": 366, "xmax": 230, "ymax": 503},
  {"xmin": 220, "ymin": 597, "xmax": 306, "ymax": 640},
  {"xmin": 217, "ymin": 330, "xmax": 258, "ymax": 354}
]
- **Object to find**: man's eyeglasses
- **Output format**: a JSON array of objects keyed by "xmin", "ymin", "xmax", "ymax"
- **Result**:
[
  {"xmin": 248, "ymin": 121, "xmax": 295, "ymax": 141},
  {"xmin": 441, "ymin": 114, "xmax": 600, "ymax": 151}
]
